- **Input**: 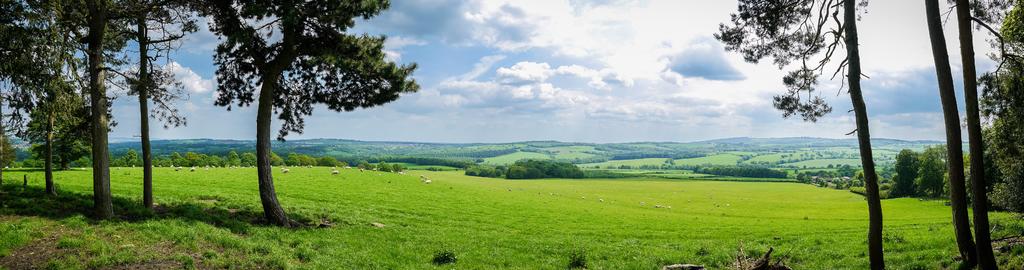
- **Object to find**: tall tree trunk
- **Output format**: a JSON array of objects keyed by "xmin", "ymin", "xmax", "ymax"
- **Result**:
[
  {"xmin": 0, "ymin": 100, "xmax": 4, "ymax": 186},
  {"xmin": 87, "ymin": 0, "xmax": 113, "ymax": 220},
  {"xmin": 844, "ymin": 1, "xmax": 884, "ymax": 269},
  {"xmin": 955, "ymin": 0, "xmax": 997, "ymax": 268},
  {"xmin": 924, "ymin": 0, "xmax": 978, "ymax": 266},
  {"xmin": 256, "ymin": 72, "xmax": 289, "ymax": 226},
  {"xmin": 44, "ymin": 112, "xmax": 55, "ymax": 196},
  {"xmin": 137, "ymin": 15, "xmax": 154, "ymax": 209}
]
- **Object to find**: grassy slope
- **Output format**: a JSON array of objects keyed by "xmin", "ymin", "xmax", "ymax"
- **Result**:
[
  {"xmin": 579, "ymin": 158, "xmax": 671, "ymax": 169},
  {"xmin": 482, "ymin": 152, "xmax": 552, "ymax": 165},
  {"xmin": 781, "ymin": 158, "xmax": 862, "ymax": 168},
  {"xmin": 542, "ymin": 146, "xmax": 598, "ymax": 160},
  {"xmin": 0, "ymin": 168, "xmax": 1021, "ymax": 269},
  {"xmin": 674, "ymin": 154, "xmax": 742, "ymax": 166}
]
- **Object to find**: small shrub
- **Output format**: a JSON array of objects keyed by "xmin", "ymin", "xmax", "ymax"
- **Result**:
[
  {"xmin": 568, "ymin": 249, "xmax": 587, "ymax": 269},
  {"xmin": 431, "ymin": 250, "xmax": 457, "ymax": 265}
]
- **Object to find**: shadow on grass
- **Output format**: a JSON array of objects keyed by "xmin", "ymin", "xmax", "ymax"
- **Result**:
[{"xmin": 0, "ymin": 184, "xmax": 321, "ymax": 234}]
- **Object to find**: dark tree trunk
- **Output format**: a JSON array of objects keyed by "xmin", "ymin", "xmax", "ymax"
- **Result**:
[
  {"xmin": 1, "ymin": 101, "xmax": 4, "ymax": 186},
  {"xmin": 87, "ymin": 0, "xmax": 113, "ymax": 220},
  {"xmin": 256, "ymin": 72, "xmax": 289, "ymax": 226},
  {"xmin": 844, "ymin": 2, "xmax": 884, "ymax": 269},
  {"xmin": 44, "ymin": 113, "xmax": 55, "ymax": 196},
  {"xmin": 137, "ymin": 15, "xmax": 154, "ymax": 209},
  {"xmin": 955, "ymin": 0, "xmax": 997, "ymax": 268},
  {"xmin": 924, "ymin": 0, "xmax": 978, "ymax": 266}
]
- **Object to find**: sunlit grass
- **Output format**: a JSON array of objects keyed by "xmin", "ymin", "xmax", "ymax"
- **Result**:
[{"xmin": 0, "ymin": 167, "xmax": 1021, "ymax": 269}]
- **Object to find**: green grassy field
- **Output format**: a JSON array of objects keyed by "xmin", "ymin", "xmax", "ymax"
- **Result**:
[
  {"xmin": 674, "ymin": 154, "xmax": 742, "ymax": 166},
  {"xmin": 542, "ymin": 146, "xmax": 599, "ymax": 160},
  {"xmin": 1, "ymin": 168, "xmax": 1022, "ymax": 269},
  {"xmin": 482, "ymin": 151, "xmax": 552, "ymax": 165},
  {"xmin": 579, "ymin": 158, "xmax": 671, "ymax": 169},
  {"xmin": 781, "ymin": 158, "xmax": 863, "ymax": 168}
]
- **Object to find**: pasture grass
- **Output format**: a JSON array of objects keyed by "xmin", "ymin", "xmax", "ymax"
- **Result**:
[
  {"xmin": 674, "ymin": 154, "xmax": 742, "ymax": 166},
  {"xmin": 580, "ymin": 158, "xmax": 671, "ymax": 169},
  {"xmin": 0, "ymin": 168, "xmax": 1021, "ymax": 269},
  {"xmin": 482, "ymin": 151, "xmax": 552, "ymax": 165},
  {"xmin": 781, "ymin": 158, "xmax": 863, "ymax": 168}
]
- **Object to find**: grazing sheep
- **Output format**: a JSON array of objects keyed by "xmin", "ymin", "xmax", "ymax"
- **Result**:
[
  {"xmin": 174, "ymin": 167, "xmax": 181, "ymax": 171},
  {"xmin": 308, "ymin": 165, "xmax": 313, "ymax": 168},
  {"xmin": 598, "ymin": 199, "xmax": 605, "ymax": 202},
  {"xmin": 398, "ymin": 171, "xmax": 406, "ymax": 175},
  {"xmin": 359, "ymin": 168, "xmax": 364, "ymax": 172},
  {"xmin": 282, "ymin": 168, "xmax": 290, "ymax": 173},
  {"xmin": 190, "ymin": 167, "xmax": 196, "ymax": 172},
  {"xmin": 655, "ymin": 205, "xmax": 663, "ymax": 209},
  {"xmin": 331, "ymin": 169, "xmax": 340, "ymax": 175},
  {"xmin": 345, "ymin": 166, "xmax": 352, "ymax": 169}
]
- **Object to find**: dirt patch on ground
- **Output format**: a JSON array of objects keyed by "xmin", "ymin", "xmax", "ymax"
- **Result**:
[
  {"xmin": 0, "ymin": 226, "xmax": 68, "ymax": 269},
  {"xmin": 0, "ymin": 224, "xmax": 199, "ymax": 270},
  {"xmin": 994, "ymin": 235, "xmax": 1024, "ymax": 253},
  {"xmin": 107, "ymin": 259, "xmax": 184, "ymax": 270}
]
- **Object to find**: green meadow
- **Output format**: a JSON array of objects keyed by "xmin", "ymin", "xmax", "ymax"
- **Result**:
[
  {"xmin": 674, "ymin": 154, "xmax": 743, "ymax": 166},
  {"xmin": 2, "ymin": 167, "xmax": 1022, "ymax": 269},
  {"xmin": 580, "ymin": 158, "xmax": 672, "ymax": 169},
  {"xmin": 482, "ymin": 151, "xmax": 552, "ymax": 165}
]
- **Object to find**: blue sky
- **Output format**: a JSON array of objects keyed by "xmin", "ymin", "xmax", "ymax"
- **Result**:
[{"xmin": 107, "ymin": 0, "xmax": 996, "ymax": 143}]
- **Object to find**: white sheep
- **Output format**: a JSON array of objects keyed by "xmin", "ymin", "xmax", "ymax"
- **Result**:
[
  {"xmin": 331, "ymin": 169, "xmax": 340, "ymax": 175},
  {"xmin": 190, "ymin": 167, "xmax": 196, "ymax": 172},
  {"xmin": 282, "ymin": 168, "xmax": 290, "ymax": 173},
  {"xmin": 174, "ymin": 167, "xmax": 181, "ymax": 171},
  {"xmin": 423, "ymin": 179, "xmax": 432, "ymax": 184}
]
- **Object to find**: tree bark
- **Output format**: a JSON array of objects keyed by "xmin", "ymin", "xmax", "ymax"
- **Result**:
[
  {"xmin": 844, "ymin": 2, "xmax": 884, "ymax": 269},
  {"xmin": 0, "ymin": 100, "xmax": 4, "ymax": 186},
  {"xmin": 44, "ymin": 112, "xmax": 55, "ymax": 196},
  {"xmin": 87, "ymin": 0, "xmax": 113, "ymax": 220},
  {"xmin": 256, "ymin": 72, "xmax": 290, "ymax": 226},
  {"xmin": 924, "ymin": 0, "xmax": 978, "ymax": 266},
  {"xmin": 954, "ymin": 0, "xmax": 997, "ymax": 268},
  {"xmin": 136, "ymin": 15, "xmax": 154, "ymax": 209}
]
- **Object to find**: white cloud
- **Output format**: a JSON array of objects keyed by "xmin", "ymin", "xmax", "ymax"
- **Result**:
[
  {"xmin": 166, "ymin": 62, "xmax": 214, "ymax": 94},
  {"xmin": 458, "ymin": 55, "xmax": 506, "ymax": 81}
]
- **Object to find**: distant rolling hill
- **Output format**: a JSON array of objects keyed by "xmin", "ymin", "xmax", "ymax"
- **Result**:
[{"xmin": 102, "ymin": 137, "xmax": 941, "ymax": 168}]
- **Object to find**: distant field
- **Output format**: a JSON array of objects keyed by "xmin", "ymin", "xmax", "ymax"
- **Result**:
[
  {"xmin": 782, "ymin": 158, "xmax": 862, "ymax": 168},
  {"xmin": 1, "ymin": 168, "xmax": 1021, "ymax": 269},
  {"xmin": 579, "ymin": 158, "xmax": 671, "ymax": 169},
  {"xmin": 397, "ymin": 163, "xmax": 460, "ymax": 171},
  {"xmin": 543, "ymin": 146, "xmax": 599, "ymax": 160},
  {"xmin": 482, "ymin": 151, "xmax": 551, "ymax": 165},
  {"xmin": 674, "ymin": 154, "xmax": 742, "ymax": 166}
]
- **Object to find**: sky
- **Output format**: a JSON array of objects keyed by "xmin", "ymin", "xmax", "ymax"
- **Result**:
[{"xmin": 106, "ymin": 0, "xmax": 999, "ymax": 143}]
